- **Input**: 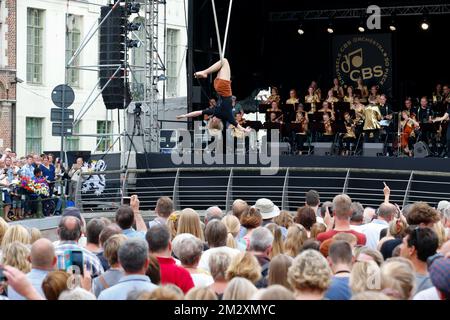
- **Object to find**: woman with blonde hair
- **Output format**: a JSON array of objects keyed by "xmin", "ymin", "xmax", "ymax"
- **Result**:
[
  {"xmin": 310, "ymin": 222, "xmax": 327, "ymax": 240},
  {"xmin": 268, "ymin": 254, "xmax": 294, "ymax": 290},
  {"xmin": 138, "ymin": 285, "xmax": 184, "ymax": 300},
  {"xmin": 185, "ymin": 287, "xmax": 218, "ymax": 300},
  {"xmin": 273, "ymin": 211, "xmax": 293, "ymax": 229},
  {"xmin": 349, "ymin": 260, "xmax": 381, "ymax": 295},
  {"xmin": 1, "ymin": 224, "xmax": 30, "ymax": 250},
  {"xmin": 377, "ymin": 215, "xmax": 408, "ymax": 250},
  {"xmin": 166, "ymin": 211, "xmax": 181, "ymax": 240},
  {"xmin": 222, "ymin": 277, "xmax": 258, "ymax": 300},
  {"xmin": 380, "ymin": 257, "xmax": 415, "ymax": 300},
  {"xmin": 287, "ymin": 249, "xmax": 332, "ymax": 300},
  {"xmin": 226, "ymin": 252, "xmax": 262, "ymax": 285},
  {"xmin": 0, "ymin": 217, "xmax": 8, "ymax": 244},
  {"xmin": 1, "ymin": 241, "xmax": 32, "ymax": 273},
  {"xmin": 265, "ymin": 223, "xmax": 285, "ymax": 258},
  {"xmin": 221, "ymin": 215, "xmax": 245, "ymax": 251},
  {"xmin": 284, "ymin": 224, "xmax": 308, "ymax": 258},
  {"xmin": 30, "ymin": 228, "xmax": 42, "ymax": 244},
  {"xmin": 177, "ymin": 208, "xmax": 204, "ymax": 241}
]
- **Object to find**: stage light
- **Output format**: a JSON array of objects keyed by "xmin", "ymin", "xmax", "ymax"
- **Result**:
[
  {"xmin": 421, "ymin": 19, "xmax": 429, "ymax": 30},
  {"xmin": 297, "ymin": 26, "xmax": 304, "ymax": 35},
  {"xmin": 126, "ymin": 39, "xmax": 142, "ymax": 48},
  {"xmin": 127, "ymin": 2, "xmax": 141, "ymax": 14},
  {"xmin": 127, "ymin": 22, "xmax": 142, "ymax": 32},
  {"xmin": 389, "ymin": 14, "xmax": 396, "ymax": 31},
  {"xmin": 358, "ymin": 18, "xmax": 365, "ymax": 32},
  {"xmin": 326, "ymin": 19, "xmax": 334, "ymax": 34}
]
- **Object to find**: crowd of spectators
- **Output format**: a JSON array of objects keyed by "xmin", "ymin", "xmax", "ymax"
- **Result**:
[{"xmin": 0, "ymin": 187, "xmax": 449, "ymax": 300}]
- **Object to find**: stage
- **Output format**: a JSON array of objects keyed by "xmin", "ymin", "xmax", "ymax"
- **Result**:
[{"xmin": 137, "ymin": 153, "xmax": 450, "ymax": 173}]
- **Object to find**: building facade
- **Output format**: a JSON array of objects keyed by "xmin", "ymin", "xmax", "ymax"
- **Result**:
[
  {"xmin": 13, "ymin": 0, "xmax": 187, "ymax": 157},
  {"xmin": 0, "ymin": 0, "xmax": 16, "ymax": 151}
]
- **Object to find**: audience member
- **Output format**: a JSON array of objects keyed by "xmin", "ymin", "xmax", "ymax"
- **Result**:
[
  {"xmin": 146, "ymin": 224, "xmax": 194, "ymax": 294},
  {"xmin": 209, "ymin": 251, "xmax": 231, "ymax": 299},
  {"xmin": 177, "ymin": 208, "xmax": 204, "ymax": 241},
  {"xmin": 359, "ymin": 203, "xmax": 396, "ymax": 249},
  {"xmin": 185, "ymin": 287, "xmax": 218, "ymax": 300},
  {"xmin": 284, "ymin": 224, "xmax": 308, "ymax": 257},
  {"xmin": 252, "ymin": 285, "xmax": 295, "ymax": 300},
  {"xmin": 268, "ymin": 254, "xmax": 293, "ymax": 290},
  {"xmin": 380, "ymin": 257, "xmax": 415, "ymax": 300},
  {"xmin": 42, "ymin": 271, "xmax": 71, "ymax": 300},
  {"xmin": 204, "ymin": 206, "xmax": 223, "ymax": 225},
  {"xmin": 324, "ymin": 240, "xmax": 353, "ymax": 300},
  {"xmin": 222, "ymin": 277, "xmax": 257, "ymax": 300},
  {"xmin": 149, "ymin": 196, "xmax": 174, "ymax": 229},
  {"xmin": 226, "ymin": 252, "xmax": 262, "ymax": 286},
  {"xmin": 98, "ymin": 238, "xmax": 157, "ymax": 300}
]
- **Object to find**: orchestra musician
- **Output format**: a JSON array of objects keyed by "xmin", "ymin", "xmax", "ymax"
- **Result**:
[
  {"xmin": 286, "ymin": 89, "xmax": 299, "ymax": 105},
  {"xmin": 344, "ymin": 86, "xmax": 355, "ymax": 104},
  {"xmin": 351, "ymin": 97, "xmax": 365, "ymax": 124},
  {"xmin": 432, "ymin": 83, "xmax": 443, "ymax": 104},
  {"xmin": 416, "ymin": 96, "xmax": 434, "ymax": 145},
  {"xmin": 432, "ymin": 103, "xmax": 450, "ymax": 157},
  {"xmin": 264, "ymin": 87, "xmax": 281, "ymax": 105},
  {"xmin": 368, "ymin": 85, "xmax": 381, "ymax": 104},
  {"xmin": 400, "ymin": 110, "xmax": 419, "ymax": 157},
  {"xmin": 319, "ymin": 101, "xmax": 336, "ymax": 120},
  {"xmin": 341, "ymin": 112, "xmax": 356, "ymax": 156},
  {"xmin": 310, "ymin": 80, "xmax": 322, "ymax": 100},
  {"xmin": 331, "ymin": 78, "xmax": 344, "ymax": 99},
  {"xmin": 355, "ymin": 78, "xmax": 369, "ymax": 102},
  {"xmin": 292, "ymin": 110, "xmax": 309, "ymax": 154},
  {"xmin": 378, "ymin": 94, "xmax": 394, "ymax": 144},
  {"xmin": 305, "ymin": 86, "xmax": 320, "ymax": 106},
  {"xmin": 268, "ymin": 101, "xmax": 281, "ymax": 112},
  {"xmin": 269, "ymin": 111, "xmax": 284, "ymax": 125},
  {"xmin": 321, "ymin": 113, "xmax": 335, "ymax": 142},
  {"xmin": 442, "ymin": 85, "xmax": 450, "ymax": 106},
  {"xmin": 325, "ymin": 89, "xmax": 339, "ymax": 104},
  {"xmin": 403, "ymin": 97, "xmax": 417, "ymax": 119},
  {"xmin": 363, "ymin": 96, "xmax": 382, "ymax": 142}
]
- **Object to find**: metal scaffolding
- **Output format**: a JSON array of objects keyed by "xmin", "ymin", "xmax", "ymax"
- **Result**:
[
  {"xmin": 270, "ymin": 4, "xmax": 450, "ymax": 21},
  {"xmin": 64, "ymin": 0, "xmax": 167, "ymax": 158}
]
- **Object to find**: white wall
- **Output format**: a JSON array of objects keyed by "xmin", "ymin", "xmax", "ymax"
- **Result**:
[{"xmin": 15, "ymin": 0, "xmax": 187, "ymax": 156}]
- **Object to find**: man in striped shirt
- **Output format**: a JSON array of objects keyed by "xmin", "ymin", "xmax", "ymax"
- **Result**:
[{"xmin": 55, "ymin": 216, "xmax": 104, "ymax": 277}]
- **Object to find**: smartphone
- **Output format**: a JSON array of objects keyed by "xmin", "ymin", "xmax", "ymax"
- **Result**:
[
  {"xmin": 122, "ymin": 196, "xmax": 131, "ymax": 205},
  {"xmin": 64, "ymin": 250, "xmax": 84, "ymax": 276},
  {"xmin": 0, "ymin": 266, "xmax": 6, "ymax": 282}
]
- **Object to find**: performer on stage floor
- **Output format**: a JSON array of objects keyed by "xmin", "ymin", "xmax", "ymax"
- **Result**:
[
  {"xmin": 341, "ymin": 112, "xmax": 356, "ymax": 156},
  {"xmin": 400, "ymin": 110, "xmax": 419, "ymax": 157},
  {"xmin": 363, "ymin": 96, "xmax": 382, "ymax": 143},
  {"xmin": 176, "ymin": 59, "xmax": 250, "ymax": 135},
  {"xmin": 432, "ymin": 104, "xmax": 450, "ymax": 157}
]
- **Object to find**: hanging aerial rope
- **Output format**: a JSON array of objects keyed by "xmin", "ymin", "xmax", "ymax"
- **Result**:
[{"xmin": 177, "ymin": 0, "xmax": 250, "ymax": 136}]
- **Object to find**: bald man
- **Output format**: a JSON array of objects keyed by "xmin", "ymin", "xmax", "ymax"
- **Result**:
[
  {"xmin": 55, "ymin": 216, "xmax": 104, "ymax": 277},
  {"xmin": 204, "ymin": 206, "xmax": 223, "ymax": 225},
  {"xmin": 358, "ymin": 202, "xmax": 396, "ymax": 249},
  {"xmin": 7, "ymin": 238, "xmax": 56, "ymax": 300}
]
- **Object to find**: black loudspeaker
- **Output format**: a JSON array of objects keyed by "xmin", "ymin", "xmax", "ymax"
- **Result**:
[
  {"xmin": 312, "ymin": 142, "xmax": 333, "ymax": 156},
  {"xmin": 414, "ymin": 141, "xmax": 430, "ymax": 158},
  {"xmin": 192, "ymin": 86, "xmax": 202, "ymax": 104},
  {"xmin": 99, "ymin": 5, "xmax": 131, "ymax": 109},
  {"xmin": 363, "ymin": 143, "xmax": 384, "ymax": 156}
]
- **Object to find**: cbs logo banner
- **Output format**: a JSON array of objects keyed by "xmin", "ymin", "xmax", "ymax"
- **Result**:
[{"xmin": 333, "ymin": 34, "xmax": 392, "ymax": 96}]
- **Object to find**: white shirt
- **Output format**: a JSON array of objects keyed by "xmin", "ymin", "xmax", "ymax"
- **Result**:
[
  {"xmin": 413, "ymin": 286, "xmax": 440, "ymax": 300},
  {"xmin": 198, "ymin": 246, "xmax": 240, "ymax": 272},
  {"xmin": 190, "ymin": 272, "xmax": 214, "ymax": 287},
  {"xmin": 358, "ymin": 219, "xmax": 389, "ymax": 249}
]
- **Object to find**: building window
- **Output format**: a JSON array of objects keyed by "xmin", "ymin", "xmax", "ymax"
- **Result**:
[
  {"xmin": 66, "ymin": 121, "xmax": 80, "ymax": 151},
  {"xmin": 26, "ymin": 117, "xmax": 43, "ymax": 154},
  {"xmin": 66, "ymin": 14, "xmax": 82, "ymax": 87},
  {"xmin": 166, "ymin": 29, "xmax": 179, "ymax": 97},
  {"xmin": 27, "ymin": 8, "xmax": 44, "ymax": 84},
  {"xmin": 96, "ymin": 120, "xmax": 112, "ymax": 152}
]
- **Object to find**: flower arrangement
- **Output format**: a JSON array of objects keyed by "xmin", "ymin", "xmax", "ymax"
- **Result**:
[{"xmin": 16, "ymin": 176, "xmax": 50, "ymax": 197}]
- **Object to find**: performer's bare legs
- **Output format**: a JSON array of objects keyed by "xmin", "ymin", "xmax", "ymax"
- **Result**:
[{"xmin": 194, "ymin": 58, "xmax": 231, "ymax": 81}]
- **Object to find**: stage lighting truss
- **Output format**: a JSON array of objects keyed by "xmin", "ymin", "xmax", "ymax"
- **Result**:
[{"xmin": 270, "ymin": 4, "xmax": 450, "ymax": 22}]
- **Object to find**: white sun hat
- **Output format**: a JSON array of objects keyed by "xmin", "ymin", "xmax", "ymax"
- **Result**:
[{"xmin": 253, "ymin": 198, "xmax": 280, "ymax": 220}]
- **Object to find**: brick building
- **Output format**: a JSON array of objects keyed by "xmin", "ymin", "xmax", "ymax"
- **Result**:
[{"xmin": 0, "ymin": 0, "xmax": 16, "ymax": 151}]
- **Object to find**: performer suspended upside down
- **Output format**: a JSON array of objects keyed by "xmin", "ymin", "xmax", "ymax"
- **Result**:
[{"xmin": 176, "ymin": 58, "xmax": 251, "ymax": 135}]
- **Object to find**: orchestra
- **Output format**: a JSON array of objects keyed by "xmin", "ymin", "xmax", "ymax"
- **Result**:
[{"xmin": 195, "ymin": 80, "xmax": 449, "ymax": 157}]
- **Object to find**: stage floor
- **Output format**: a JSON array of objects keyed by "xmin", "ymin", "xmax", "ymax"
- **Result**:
[{"xmin": 138, "ymin": 153, "xmax": 450, "ymax": 173}]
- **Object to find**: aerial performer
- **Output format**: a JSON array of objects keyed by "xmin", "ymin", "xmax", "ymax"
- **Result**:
[
  {"xmin": 176, "ymin": 58, "xmax": 251, "ymax": 135},
  {"xmin": 176, "ymin": 0, "xmax": 249, "ymax": 136}
]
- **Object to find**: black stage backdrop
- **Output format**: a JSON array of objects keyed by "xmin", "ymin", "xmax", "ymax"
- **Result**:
[
  {"xmin": 191, "ymin": 0, "xmax": 449, "ymax": 109},
  {"xmin": 332, "ymin": 34, "xmax": 392, "ymax": 96}
]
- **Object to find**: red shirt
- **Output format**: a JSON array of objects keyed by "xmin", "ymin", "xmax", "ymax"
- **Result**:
[
  {"xmin": 156, "ymin": 256, "xmax": 194, "ymax": 294},
  {"xmin": 316, "ymin": 229, "xmax": 367, "ymax": 245}
]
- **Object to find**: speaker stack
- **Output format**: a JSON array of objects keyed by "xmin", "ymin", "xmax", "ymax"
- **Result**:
[{"xmin": 99, "ymin": 5, "xmax": 132, "ymax": 109}]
